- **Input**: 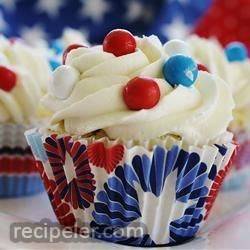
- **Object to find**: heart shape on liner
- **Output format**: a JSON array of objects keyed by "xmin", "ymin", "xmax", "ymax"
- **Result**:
[{"xmin": 87, "ymin": 142, "xmax": 124, "ymax": 174}]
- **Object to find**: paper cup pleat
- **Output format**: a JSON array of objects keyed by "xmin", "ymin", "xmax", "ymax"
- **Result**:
[{"xmin": 26, "ymin": 129, "xmax": 236, "ymax": 247}]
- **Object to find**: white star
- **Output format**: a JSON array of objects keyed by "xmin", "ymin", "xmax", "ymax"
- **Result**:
[
  {"xmin": 80, "ymin": 28, "xmax": 89, "ymax": 40},
  {"xmin": 80, "ymin": 0, "xmax": 110, "ymax": 23},
  {"xmin": 125, "ymin": 1, "xmax": 143, "ymax": 22},
  {"xmin": 20, "ymin": 25, "xmax": 47, "ymax": 47},
  {"xmin": 36, "ymin": 0, "xmax": 65, "ymax": 18},
  {"xmin": 161, "ymin": 17, "xmax": 190, "ymax": 40},
  {"xmin": 61, "ymin": 27, "xmax": 89, "ymax": 46},
  {"xmin": 0, "ymin": 0, "xmax": 17, "ymax": 11},
  {"xmin": 125, "ymin": 1, "xmax": 153, "ymax": 23},
  {"xmin": 0, "ymin": 12, "xmax": 7, "ymax": 32}
]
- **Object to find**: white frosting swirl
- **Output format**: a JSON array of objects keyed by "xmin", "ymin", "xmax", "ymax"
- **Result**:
[
  {"xmin": 0, "ymin": 36, "xmax": 51, "ymax": 124},
  {"xmin": 42, "ymin": 35, "xmax": 234, "ymax": 145}
]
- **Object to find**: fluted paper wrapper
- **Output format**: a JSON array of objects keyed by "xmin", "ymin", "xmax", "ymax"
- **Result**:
[
  {"xmin": 26, "ymin": 129, "xmax": 236, "ymax": 247},
  {"xmin": 223, "ymin": 131, "xmax": 250, "ymax": 190},
  {"xmin": 0, "ymin": 124, "xmax": 44, "ymax": 197}
]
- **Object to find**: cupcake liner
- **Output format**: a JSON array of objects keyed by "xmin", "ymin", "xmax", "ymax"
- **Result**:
[
  {"xmin": 0, "ymin": 124, "xmax": 29, "ymax": 148},
  {"xmin": 0, "ymin": 174, "xmax": 44, "ymax": 198},
  {"xmin": 26, "ymin": 129, "xmax": 236, "ymax": 247},
  {"xmin": 0, "ymin": 124, "xmax": 44, "ymax": 198},
  {"xmin": 222, "ymin": 131, "xmax": 250, "ymax": 191}
]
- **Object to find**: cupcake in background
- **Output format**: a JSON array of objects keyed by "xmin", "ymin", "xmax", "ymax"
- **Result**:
[
  {"xmin": 52, "ymin": 28, "xmax": 89, "ymax": 51},
  {"xmin": 0, "ymin": 35, "xmax": 51, "ymax": 197},
  {"xmin": 20, "ymin": 27, "xmax": 89, "ymax": 71},
  {"xmin": 185, "ymin": 35, "xmax": 250, "ymax": 190},
  {"xmin": 49, "ymin": 28, "xmax": 89, "ymax": 71},
  {"xmin": 26, "ymin": 29, "xmax": 236, "ymax": 246}
]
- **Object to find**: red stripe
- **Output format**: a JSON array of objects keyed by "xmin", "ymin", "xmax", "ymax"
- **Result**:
[{"xmin": 0, "ymin": 155, "xmax": 37, "ymax": 174}]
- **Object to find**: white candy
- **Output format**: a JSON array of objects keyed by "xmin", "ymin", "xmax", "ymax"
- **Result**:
[
  {"xmin": 51, "ymin": 65, "xmax": 79, "ymax": 99},
  {"xmin": 164, "ymin": 39, "xmax": 191, "ymax": 57}
]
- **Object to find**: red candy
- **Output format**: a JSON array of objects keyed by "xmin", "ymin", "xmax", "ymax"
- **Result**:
[
  {"xmin": 198, "ymin": 63, "xmax": 209, "ymax": 72},
  {"xmin": 63, "ymin": 44, "xmax": 86, "ymax": 64},
  {"xmin": 103, "ymin": 29, "xmax": 136, "ymax": 57},
  {"xmin": 123, "ymin": 77, "xmax": 160, "ymax": 110},
  {"xmin": 9, "ymin": 37, "xmax": 21, "ymax": 44},
  {"xmin": 0, "ymin": 66, "xmax": 17, "ymax": 92}
]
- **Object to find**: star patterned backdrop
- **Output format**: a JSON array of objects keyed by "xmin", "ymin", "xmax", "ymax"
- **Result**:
[
  {"xmin": 0, "ymin": 0, "xmax": 212, "ymax": 44},
  {"xmin": 0, "ymin": 0, "xmax": 250, "ymax": 49}
]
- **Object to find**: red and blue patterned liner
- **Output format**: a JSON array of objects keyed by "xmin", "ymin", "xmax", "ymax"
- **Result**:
[
  {"xmin": 26, "ymin": 129, "xmax": 236, "ymax": 247},
  {"xmin": 0, "ymin": 124, "xmax": 44, "ymax": 198},
  {"xmin": 223, "ymin": 131, "xmax": 250, "ymax": 190}
]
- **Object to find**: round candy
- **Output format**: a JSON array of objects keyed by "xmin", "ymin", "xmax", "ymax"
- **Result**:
[
  {"xmin": 49, "ymin": 58, "xmax": 61, "ymax": 70},
  {"xmin": 51, "ymin": 39, "xmax": 63, "ymax": 55},
  {"xmin": 162, "ymin": 55, "xmax": 198, "ymax": 87},
  {"xmin": 123, "ymin": 77, "xmax": 160, "ymax": 110},
  {"xmin": 9, "ymin": 37, "xmax": 22, "ymax": 44},
  {"xmin": 63, "ymin": 44, "xmax": 86, "ymax": 64},
  {"xmin": 225, "ymin": 42, "xmax": 248, "ymax": 62},
  {"xmin": 103, "ymin": 29, "xmax": 136, "ymax": 57},
  {"xmin": 198, "ymin": 63, "xmax": 209, "ymax": 72},
  {"xmin": 0, "ymin": 66, "xmax": 17, "ymax": 92},
  {"xmin": 164, "ymin": 39, "xmax": 191, "ymax": 57},
  {"xmin": 51, "ymin": 65, "xmax": 80, "ymax": 99}
]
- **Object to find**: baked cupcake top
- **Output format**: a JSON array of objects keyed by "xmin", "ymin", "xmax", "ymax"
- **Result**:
[
  {"xmin": 0, "ymin": 36, "xmax": 51, "ymax": 124},
  {"xmin": 187, "ymin": 36, "xmax": 250, "ymax": 131},
  {"xmin": 42, "ymin": 29, "xmax": 234, "ymax": 146}
]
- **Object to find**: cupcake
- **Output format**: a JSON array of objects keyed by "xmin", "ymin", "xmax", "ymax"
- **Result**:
[
  {"xmin": 185, "ymin": 36, "xmax": 250, "ymax": 190},
  {"xmin": 26, "ymin": 29, "xmax": 236, "ymax": 246},
  {"xmin": 0, "ymin": 36, "xmax": 51, "ymax": 197},
  {"xmin": 49, "ymin": 28, "xmax": 89, "ymax": 71}
]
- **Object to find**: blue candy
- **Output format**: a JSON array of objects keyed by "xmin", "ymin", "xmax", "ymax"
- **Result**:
[
  {"xmin": 162, "ymin": 55, "xmax": 198, "ymax": 87},
  {"xmin": 225, "ymin": 42, "xmax": 248, "ymax": 62},
  {"xmin": 49, "ymin": 58, "xmax": 61, "ymax": 70},
  {"xmin": 51, "ymin": 39, "xmax": 63, "ymax": 55}
]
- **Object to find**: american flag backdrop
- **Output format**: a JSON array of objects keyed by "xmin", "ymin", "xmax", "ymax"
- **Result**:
[{"xmin": 0, "ymin": 0, "xmax": 249, "ymax": 49}]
